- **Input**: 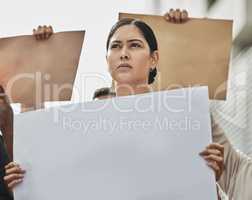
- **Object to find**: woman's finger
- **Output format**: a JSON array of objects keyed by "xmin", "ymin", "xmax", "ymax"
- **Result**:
[
  {"xmin": 174, "ymin": 9, "xmax": 181, "ymax": 23},
  {"xmin": 8, "ymin": 179, "xmax": 23, "ymax": 189},
  {"xmin": 168, "ymin": 8, "xmax": 175, "ymax": 22},
  {"xmin": 37, "ymin": 26, "xmax": 43, "ymax": 40},
  {"xmin": 33, "ymin": 27, "xmax": 40, "ymax": 40},
  {"xmin": 181, "ymin": 10, "xmax": 189, "ymax": 22},
  {"xmin": 33, "ymin": 28, "xmax": 38, "ymax": 39},
  {"xmin": 5, "ymin": 162, "xmax": 19, "ymax": 170},
  {"xmin": 5, "ymin": 166, "xmax": 25, "ymax": 175},
  {"xmin": 49, "ymin": 25, "xmax": 54, "ymax": 38},
  {"xmin": 43, "ymin": 25, "xmax": 48, "ymax": 39},
  {"xmin": 199, "ymin": 149, "xmax": 222, "ymax": 157},
  {"xmin": 207, "ymin": 143, "xmax": 224, "ymax": 155},
  {"xmin": 4, "ymin": 173, "xmax": 24, "ymax": 184},
  {"xmin": 45, "ymin": 26, "xmax": 50, "ymax": 39},
  {"xmin": 40, "ymin": 25, "xmax": 45, "ymax": 40},
  {"xmin": 202, "ymin": 154, "xmax": 223, "ymax": 164}
]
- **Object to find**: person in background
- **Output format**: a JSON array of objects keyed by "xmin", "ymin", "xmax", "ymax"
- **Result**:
[
  {"xmin": 93, "ymin": 87, "xmax": 116, "ymax": 100},
  {"xmin": 0, "ymin": 27, "xmax": 52, "ymax": 199},
  {"xmin": 0, "ymin": 86, "xmax": 13, "ymax": 200}
]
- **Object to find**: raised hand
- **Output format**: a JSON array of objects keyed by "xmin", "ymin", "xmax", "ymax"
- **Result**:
[
  {"xmin": 164, "ymin": 9, "xmax": 189, "ymax": 23},
  {"xmin": 33, "ymin": 25, "xmax": 54, "ymax": 40}
]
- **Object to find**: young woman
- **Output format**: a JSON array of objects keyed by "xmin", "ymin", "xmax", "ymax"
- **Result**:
[
  {"xmin": 105, "ymin": 14, "xmax": 252, "ymax": 200},
  {"xmin": 105, "ymin": 16, "xmax": 225, "ymax": 199}
]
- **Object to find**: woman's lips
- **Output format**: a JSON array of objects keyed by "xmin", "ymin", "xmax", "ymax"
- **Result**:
[{"xmin": 117, "ymin": 63, "xmax": 133, "ymax": 69}]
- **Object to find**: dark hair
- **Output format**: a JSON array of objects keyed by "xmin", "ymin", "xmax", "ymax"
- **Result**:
[
  {"xmin": 106, "ymin": 18, "xmax": 158, "ymax": 84},
  {"xmin": 93, "ymin": 87, "xmax": 116, "ymax": 100}
]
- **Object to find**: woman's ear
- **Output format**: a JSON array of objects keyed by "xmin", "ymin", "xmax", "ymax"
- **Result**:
[
  {"xmin": 106, "ymin": 54, "xmax": 111, "ymax": 69},
  {"xmin": 151, "ymin": 50, "xmax": 159, "ymax": 66},
  {"xmin": 106, "ymin": 54, "xmax": 113, "ymax": 74}
]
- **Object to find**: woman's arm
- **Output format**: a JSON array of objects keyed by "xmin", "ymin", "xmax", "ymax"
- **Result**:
[{"xmin": 0, "ymin": 86, "xmax": 13, "ymax": 161}]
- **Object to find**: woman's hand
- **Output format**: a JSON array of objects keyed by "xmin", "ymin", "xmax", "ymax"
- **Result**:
[
  {"xmin": 4, "ymin": 162, "xmax": 26, "ymax": 191},
  {"xmin": 200, "ymin": 143, "xmax": 224, "ymax": 181},
  {"xmin": 164, "ymin": 9, "xmax": 189, "ymax": 23},
  {"xmin": 33, "ymin": 25, "xmax": 54, "ymax": 40}
]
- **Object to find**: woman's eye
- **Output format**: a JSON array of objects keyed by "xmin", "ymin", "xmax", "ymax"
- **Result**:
[
  {"xmin": 110, "ymin": 44, "xmax": 120, "ymax": 49},
  {"xmin": 130, "ymin": 43, "xmax": 141, "ymax": 48}
]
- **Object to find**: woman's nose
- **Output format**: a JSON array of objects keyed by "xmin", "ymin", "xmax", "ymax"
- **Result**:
[
  {"xmin": 120, "ymin": 54, "xmax": 129, "ymax": 60},
  {"xmin": 120, "ymin": 47, "xmax": 130, "ymax": 60}
]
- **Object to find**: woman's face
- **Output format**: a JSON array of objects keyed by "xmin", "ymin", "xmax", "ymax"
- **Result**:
[{"xmin": 106, "ymin": 24, "xmax": 158, "ymax": 86}]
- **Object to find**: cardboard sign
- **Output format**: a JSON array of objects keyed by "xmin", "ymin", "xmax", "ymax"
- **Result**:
[
  {"xmin": 0, "ymin": 31, "xmax": 84, "ymax": 111},
  {"xmin": 119, "ymin": 13, "xmax": 233, "ymax": 100}
]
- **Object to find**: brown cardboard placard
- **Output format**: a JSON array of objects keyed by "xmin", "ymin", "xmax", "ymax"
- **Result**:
[
  {"xmin": 119, "ymin": 13, "xmax": 233, "ymax": 100},
  {"xmin": 0, "ymin": 31, "xmax": 84, "ymax": 111}
]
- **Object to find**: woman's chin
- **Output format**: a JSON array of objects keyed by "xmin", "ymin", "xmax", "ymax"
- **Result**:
[{"xmin": 114, "ymin": 74, "xmax": 134, "ymax": 85}]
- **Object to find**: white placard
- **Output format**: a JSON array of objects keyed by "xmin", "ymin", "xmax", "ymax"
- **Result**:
[{"xmin": 14, "ymin": 86, "xmax": 217, "ymax": 200}]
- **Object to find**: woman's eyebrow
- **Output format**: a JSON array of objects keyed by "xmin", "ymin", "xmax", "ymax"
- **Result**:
[
  {"xmin": 110, "ymin": 40, "xmax": 122, "ymax": 44},
  {"xmin": 127, "ymin": 39, "xmax": 144, "ymax": 44}
]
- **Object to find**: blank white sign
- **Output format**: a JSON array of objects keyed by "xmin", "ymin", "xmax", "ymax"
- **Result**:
[{"xmin": 14, "ymin": 87, "xmax": 217, "ymax": 200}]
